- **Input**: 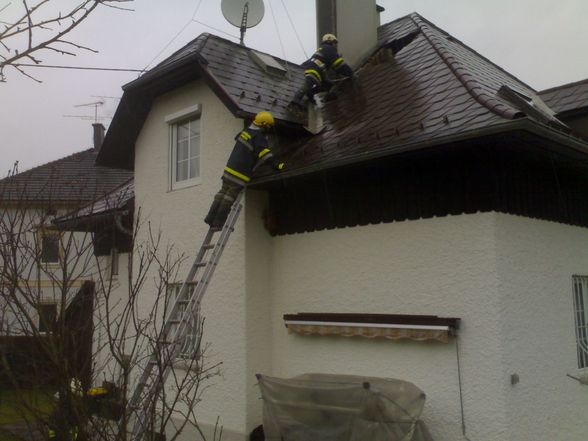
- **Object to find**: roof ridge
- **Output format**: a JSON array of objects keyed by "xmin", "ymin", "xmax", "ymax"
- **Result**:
[
  {"xmin": 0, "ymin": 148, "xmax": 95, "ymax": 183},
  {"xmin": 539, "ymin": 77, "xmax": 588, "ymax": 94},
  {"xmin": 205, "ymin": 33, "xmax": 302, "ymax": 69},
  {"xmin": 410, "ymin": 13, "xmax": 521, "ymax": 120}
]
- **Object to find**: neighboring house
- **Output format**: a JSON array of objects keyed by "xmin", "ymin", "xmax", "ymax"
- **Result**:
[
  {"xmin": 539, "ymin": 78, "xmax": 588, "ymax": 140},
  {"xmin": 0, "ymin": 123, "xmax": 132, "ymax": 337},
  {"xmin": 83, "ymin": 1, "xmax": 588, "ymax": 440}
]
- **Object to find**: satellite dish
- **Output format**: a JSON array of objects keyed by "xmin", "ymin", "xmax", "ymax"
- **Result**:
[{"xmin": 221, "ymin": 0, "xmax": 265, "ymax": 45}]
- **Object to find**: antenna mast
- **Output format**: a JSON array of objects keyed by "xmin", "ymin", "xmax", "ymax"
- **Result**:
[
  {"xmin": 240, "ymin": 2, "xmax": 249, "ymax": 45},
  {"xmin": 221, "ymin": 0, "xmax": 265, "ymax": 47}
]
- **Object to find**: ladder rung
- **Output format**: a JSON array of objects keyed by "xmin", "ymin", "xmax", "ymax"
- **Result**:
[
  {"xmin": 202, "ymin": 244, "xmax": 215, "ymax": 250},
  {"xmin": 194, "ymin": 262, "xmax": 207, "ymax": 268}
]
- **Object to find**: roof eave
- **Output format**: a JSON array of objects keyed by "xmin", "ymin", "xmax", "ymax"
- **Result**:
[{"xmin": 250, "ymin": 119, "xmax": 588, "ymax": 188}]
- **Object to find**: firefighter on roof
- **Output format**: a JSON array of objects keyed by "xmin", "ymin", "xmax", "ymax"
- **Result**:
[
  {"xmin": 205, "ymin": 111, "xmax": 284, "ymax": 228},
  {"xmin": 288, "ymin": 33, "xmax": 354, "ymax": 113}
]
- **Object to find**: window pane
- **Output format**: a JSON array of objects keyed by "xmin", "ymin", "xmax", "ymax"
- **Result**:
[
  {"xmin": 41, "ymin": 234, "xmax": 59, "ymax": 263},
  {"xmin": 177, "ymin": 140, "xmax": 189, "ymax": 161},
  {"xmin": 177, "ymin": 123, "xmax": 190, "ymax": 141},
  {"xmin": 172, "ymin": 117, "xmax": 200, "ymax": 187},
  {"xmin": 176, "ymin": 159, "xmax": 188, "ymax": 182},
  {"xmin": 189, "ymin": 157, "xmax": 200, "ymax": 179}
]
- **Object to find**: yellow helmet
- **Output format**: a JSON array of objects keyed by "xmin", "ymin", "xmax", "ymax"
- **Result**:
[
  {"xmin": 253, "ymin": 111, "xmax": 274, "ymax": 128},
  {"xmin": 322, "ymin": 33, "xmax": 338, "ymax": 44}
]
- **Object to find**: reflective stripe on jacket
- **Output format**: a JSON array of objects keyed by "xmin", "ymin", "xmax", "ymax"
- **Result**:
[
  {"xmin": 302, "ymin": 43, "xmax": 353, "ymax": 81},
  {"xmin": 223, "ymin": 124, "xmax": 275, "ymax": 185}
]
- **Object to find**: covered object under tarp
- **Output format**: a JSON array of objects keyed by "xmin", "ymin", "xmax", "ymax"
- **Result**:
[{"xmin": 257, "ymin": 373, "xmax": 434, "ymax": 441}]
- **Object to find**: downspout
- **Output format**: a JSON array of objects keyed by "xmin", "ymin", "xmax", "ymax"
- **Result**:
[{"xmin": 455, "ymin": 335, "xmax": 476, "ymax": 441}]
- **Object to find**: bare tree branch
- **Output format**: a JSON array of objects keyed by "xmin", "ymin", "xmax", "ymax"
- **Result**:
[{"xmin": 0, "ymin": 0, "xmax": 134, "ymax": 81}]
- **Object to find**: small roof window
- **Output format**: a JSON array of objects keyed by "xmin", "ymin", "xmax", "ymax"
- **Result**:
[{"xmin": 249, "ymin": 50, "xmax": 287, "ymax": 77}]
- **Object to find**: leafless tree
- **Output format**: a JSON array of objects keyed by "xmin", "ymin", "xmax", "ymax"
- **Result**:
[
  {"xmin": 0, "ymin": 169, "xmax": 222, "ymax": 441},
  {"xmin": 0, "ymin": 0, "xmax": 134, "ymax": 82}
]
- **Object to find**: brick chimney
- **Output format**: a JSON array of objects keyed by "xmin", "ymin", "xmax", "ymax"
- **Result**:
[
  {"xmin": 316, "ymin": 0, "xmax": 382, "ymax": 67},
  {"xmin": 92, "ymin": 123, "xmax": 105, "ymax": 151}
]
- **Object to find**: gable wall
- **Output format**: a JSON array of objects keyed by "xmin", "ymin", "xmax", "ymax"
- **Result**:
[{"xmin": 133, "ymin": 79, "xmax": 250, "ymax": 437}]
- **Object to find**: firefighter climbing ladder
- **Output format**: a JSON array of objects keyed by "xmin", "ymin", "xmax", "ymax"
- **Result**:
[{"xmin": 128, "ymin": 191, "xmax": 244, "ymax": 441}]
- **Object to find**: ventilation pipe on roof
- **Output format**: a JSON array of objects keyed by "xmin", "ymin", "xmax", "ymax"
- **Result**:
[
  {"xmin": 316, "ymin": 0, "xmax": 379, "ymax": 68},
  {"xmin": 307, "ymin": 103, "xmax": 324, "ymax": 135},
  {"xmin": 92, "ymin": 123, "xmax": 106, "ymax": 151}
]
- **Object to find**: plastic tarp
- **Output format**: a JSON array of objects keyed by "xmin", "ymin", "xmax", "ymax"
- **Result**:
[{"xmin": 257, "ymin": 373, "xmax": 434, "ymax": 441}]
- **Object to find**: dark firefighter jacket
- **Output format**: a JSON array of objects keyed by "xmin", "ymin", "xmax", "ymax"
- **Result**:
[
  {"xmin": 302, "ymin": 42, "xmax": 353, "ymax": 83},
  {"xmin": 223, "ymin": 124, "xmax": 281, "ymax": 185}
]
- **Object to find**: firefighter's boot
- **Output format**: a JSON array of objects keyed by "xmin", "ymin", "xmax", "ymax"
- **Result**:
[
  {"xmin": 205, "ymin": 197, "xmax": 222, "ymax": 226},
  {"xmin": 212, "ymin": 199, "xmax": 233, "ymax": 228},
  {"xmin": 287, "ymin": 90, "xmax": 307, "ymax": 118}
]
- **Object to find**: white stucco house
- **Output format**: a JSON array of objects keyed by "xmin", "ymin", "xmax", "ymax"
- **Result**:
[
  {"xmin": 76, "ymin": 1, "xmax": 588, "ymax": 440},
  {"xmin": 0, "ymin": 123, "xmax": 131, "ymax": 389}
]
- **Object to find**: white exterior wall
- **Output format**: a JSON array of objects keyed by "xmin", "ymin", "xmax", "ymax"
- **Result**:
[
  {"xmin": 262, "ymin": 212, "xmax": 588, "ymax": 441},
  {"xmin": 496, "ymin": 215, "xmax": 588, "ymax": 440},
  {"xmin": 133, "ymin": 80, "xmax": 248, "ymax": 439},
  {"xmin": 267, "ymin": 212, "xmax": 503, "ymax": 441}
]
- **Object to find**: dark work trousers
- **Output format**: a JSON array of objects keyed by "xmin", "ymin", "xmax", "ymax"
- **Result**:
[
  {"xmin": 291, "ymin": 74, "xmax": 324, "ymax": 107},
  {"xmin": 205, "ymin": 178, "xmax": 244, "ymax": 227}
]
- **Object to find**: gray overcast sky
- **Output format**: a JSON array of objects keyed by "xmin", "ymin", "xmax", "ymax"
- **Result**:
[{"xmin": 1, "ymin": 0, "xmax": 588, "ymax": 174}]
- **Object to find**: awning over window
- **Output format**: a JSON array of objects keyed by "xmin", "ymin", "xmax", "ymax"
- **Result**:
[{"xmin": 283, "ymin": 313, "xmax": 460, "ymax": 343}]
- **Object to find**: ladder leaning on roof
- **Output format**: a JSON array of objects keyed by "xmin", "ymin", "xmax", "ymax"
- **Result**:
[{"xmin": 127, "ymin": 190, "xmax": 244, "ymax": 441}]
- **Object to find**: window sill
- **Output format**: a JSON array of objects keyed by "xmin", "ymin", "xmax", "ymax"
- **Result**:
[{"xmin": 170, "ymin": 177, "xmax": 202, "ymax": 192}]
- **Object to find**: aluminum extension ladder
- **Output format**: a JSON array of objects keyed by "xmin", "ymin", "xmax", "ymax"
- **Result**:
[{"xmin": 128, "ymin": 191, "xmax": 244, "ymax": 441}]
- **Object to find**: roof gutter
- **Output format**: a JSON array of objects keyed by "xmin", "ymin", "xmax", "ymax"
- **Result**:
[
  {"xmin": 54, "ymin": 210, "xmax": 129, "ymax": 232},
  {"xmin": 250, "ymin": 118, "xmax": 588, "ymax": 187}
]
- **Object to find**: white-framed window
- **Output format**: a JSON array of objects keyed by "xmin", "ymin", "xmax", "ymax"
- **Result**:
[
  {"xmin": 166, "ymin": 105, "xmax": 202, "ymax": 190},
  {"xmin": 572, "ymin": 276, "xmax": 588, "ymax": 369},
  {"xmin": 166, "ymin": 282, "xmax": 201, "ymax": 360}
]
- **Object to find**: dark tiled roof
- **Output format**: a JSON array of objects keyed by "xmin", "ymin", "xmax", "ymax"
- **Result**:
[
  {"xmin": 254, "ymin": 13, "xmax": 586, "ymax": 182},
  {"xmin": 98, "ymin": 33, "xmax": 305, "ymax": 169},
  {"xmin": 54, "ymin": 178, "xmax": 134, "ymax": 228},
  {"xmin": 0, "ymin": 149, "xmax": 133, "ymax": 203},
  {"xmin": 198, "ymin": 35, "xmax": 304, "ymax": 122},
  {"xmin": 99, "ymin": 13, "xmax": 587, "ymax": 175},
  {"xmin": 539, "ymin": 78, "xmax": 588, "ymax": 115}
]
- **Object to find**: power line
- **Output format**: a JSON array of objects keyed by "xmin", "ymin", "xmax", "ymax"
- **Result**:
[
  {"xmin": 268, "ymin": 0, "xmax": 287, "ymax": 64},
  {"xmin": 280, "ymin": 0, "xmax": 308, "ymax": 59},
  {"xmin": 142, "ymin": 0, "xmax": 204, "ymax": 71},
  {"xmin": 191, "ymin": 19, "xmax": 239, "ymax": 41},
  {"xmin": 12, "ymin": 63, "xmax": 144, "ymax": 72}
]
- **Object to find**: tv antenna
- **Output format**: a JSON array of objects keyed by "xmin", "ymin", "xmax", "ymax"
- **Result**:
[
  {"xmin": 63, "ymin": 100, "xmax": 109, "ymax": 122},
  {"xmin": 221, "ymin": 0, "xmax": 265, "ymax": 45}
]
